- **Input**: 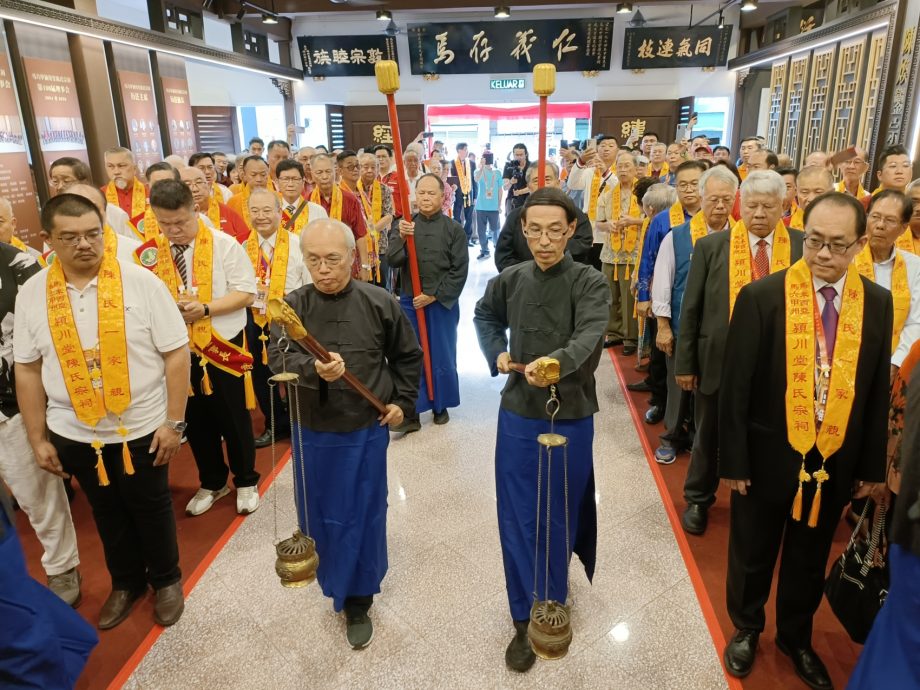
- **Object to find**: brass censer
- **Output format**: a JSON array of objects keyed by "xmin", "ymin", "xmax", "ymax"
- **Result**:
[
  {"xmin": 269, "ymin": 323, "xmax": 319, "ymax": 588},
  {"xmin": 525, "ymin": 362, "xmax": 574, "ymax": 660}
]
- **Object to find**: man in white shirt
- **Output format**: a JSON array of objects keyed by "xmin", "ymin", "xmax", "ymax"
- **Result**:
[
  {"xmin": 564, "ymin": 136, "xmax": 620, "ymax": 269},
  {"xmin": 858, "ymin": 190, "xmax": 920, "ymax": 378},
  {"xmin": 15, "ymin": 193, "xmax": 190, "ymax": 630},
  {"xmin": 49, "ymin": 157, "xmax": 136, "ymax": 239},
  {"xmin": 245, "ymin": 188, "xmax": 308, "ymax": 448},
  {"xmin": 147, "ymin": 180, "xmax": 259, "ymax": 517},
  {"xmin": 62, "ymin": 184, "xmax": 142, "ymax": 262},
  {"xmin": 189, "ymin": 152, "xmax": 232, "ymax": 203},
  {"xmin": 276, "ymin": 159, "xmax": 327, "ymax": 235}
]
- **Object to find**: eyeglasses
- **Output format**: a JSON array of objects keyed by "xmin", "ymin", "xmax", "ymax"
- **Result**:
[
  {"xmin": 677, "ymin": 182, "xmax": 699, "ymax": 191},
  {"xmin": 305, "ymin": 254, "xmax": 345, "ymax": 268},
  {"xmin": 803, "ymin": 235, "xmax": 860, "ymax": 255},
  {"xmin": 522, "ymin": 227, "xmax": 567, "ymax": 241},
  {"xmin": 278, "ymin": 176, "xmax": 303, "ymax": 184},
  {"xmin": 867, "ymin": 213, "xmax": 904, "ymax": 230},
  {"xmin": 49, "ymin": 176, "xmax": 76, "ymax": 189},
  {"xmin": 54, "ymin": 230, "xmax": 103, "ymax": 247},
  {"xmin": 340, "ymin": 163, "xmax": 359, "ymax": 171},
  {"xmin": 704, "ymin": 195, "xmax": 734, "ymax": 207},
  {"xmin": 183, "ymin": 179, "xmax": 206, "ymax": 189}
]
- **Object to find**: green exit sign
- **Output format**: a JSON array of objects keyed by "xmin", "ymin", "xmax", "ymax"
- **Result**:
[{"xmin": 490, "ymin": 78, "xmax": 526, "ymax": 90}]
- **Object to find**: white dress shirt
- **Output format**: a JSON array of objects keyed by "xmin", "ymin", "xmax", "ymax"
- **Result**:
[
  {"xmin": 258, "ymin": 230, "xmax": 309, "ymax": 292},
  {"xmin": 280, "ymin": 199, "xmax": 327, "ymax": 228},
  {"xmin": 113, "ymin": 232, "xmax": 141, "ymax": 262},
  {"xmin": 105, "ymin": 204, "xmax": 136, "ymax": 240},
  {"xmin": 171, "ymin": 226, "xmax": 257, "ymax": 339},
  {"xmin": 652, "ymin": 224, "xmax": 722, "ymax": 318},
  {"xmin": 813, "ymin": 273, "xmax": 846, "ymax": 313},
  {"xmin": 217, "ymin": 183, "xmax": 233, "ymax": 203},
  {"xmin": 867, "ymin": 247, "xmax": 920, "ymax": 367},
  {"xmin": 568, "ymin": 164, "xmax": 618, "ymax": 238},
  {"xmin": 14, "ymin": 261, "xmax": 189, "ymax": 443}
]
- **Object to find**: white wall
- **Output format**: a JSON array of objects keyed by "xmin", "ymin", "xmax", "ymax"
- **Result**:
[
  {"xmin": 290, "ymin": 4, "xmax": 739, "ymax": 109},
  {"xmin": 185, "ymin": 61, "xmax": 283, "ymax": 106}
]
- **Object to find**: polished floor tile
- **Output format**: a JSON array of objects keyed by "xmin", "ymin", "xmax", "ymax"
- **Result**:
[{"xmin": 127, "ymin": 251, "xmax": 725, "ymax": 689}]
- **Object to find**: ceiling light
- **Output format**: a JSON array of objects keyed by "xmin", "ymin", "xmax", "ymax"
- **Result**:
[
  {"xmin": 740, "ymin": 0, "xmax": 758, "ymax": 11},
  {"xmin": 261, "ymin": 13, "xmax": 278, "ymax": 24},
  {"xmin": 495, "ymin": 6, "xmax": 510, "ymax": 19},
  {"xmin": 718, "ymin": 11, "xmax": 724, "ymax": 28},
  {"xmin": 616, "ymin": 2, "xmax": 633, "ymax": 13},
  {"xmin": 376, "ymin": 9, "xmax": 391, "ymax": 21}
]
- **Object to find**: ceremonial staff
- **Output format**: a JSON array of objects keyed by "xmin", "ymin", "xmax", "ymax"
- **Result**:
[
  {"xmin": 374, "ymin": 60, "xmax": 434, "ymax": 402},
  {"xmin": 533, "ymin": 64, "xmax": 556, "ymax": 189}
]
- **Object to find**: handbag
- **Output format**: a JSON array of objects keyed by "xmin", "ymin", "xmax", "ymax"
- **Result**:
[{"xmin": 823, "ymin": 500, "xmax": 890, "ymax": 644}]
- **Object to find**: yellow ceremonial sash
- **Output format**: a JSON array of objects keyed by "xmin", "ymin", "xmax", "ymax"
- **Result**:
[
  {"xmin": 853, "ymin": 245, "xmax": 910, "ymax": 354},
  {"xmin": 648, "ymin": 162, "xmax": 669, "ymax": 179},
  {"xmin": 138, "ymin": 206, "xmax": 159, "ymax": 241},
  {"xmin": 245, "ymin": 229, "xmax": 290, "ymax": 329},
  {"xmin": 206, "ymin": 195, "xmax": 222, "ymax": 230},
  {"xmin": 788, "ymin": 205, "xmax": 804, "ymax": 231},
  {"xmin": 47, "ymin": 253, "xmax": 133, "ymax": 485},
  {"xmin": 588, "ymin": 167, "xmax": 613, "ymax": 221},
  {"xmin": 357, "ymin": 179, "xmax": 383, "ymax": 224},
  {"xmin": 668, "ymin": 202, "xmax": 686, "ymax": 229},
  {"xmin": 895, "ymin": 228, "xmax": 920, "ymax": 256},
  {"xmin": 728, "ymin": 220, "xmax": 792, "ymax": 318},
  {"xmin": 785, "ymin": 259, "xmax": 863, "ymax": 526},
  {"xmin": 281, "ymin": 199, "xmax": 311, "ymax": 235},
  {"xmin": 456, "ymin": 159, "xmax": 472, "ymax": 199},
  {"xmin": 835, "ymin": 180, "xmax": 867, "ymax": 198},
  {"xmin": 105, "ymin": 178, "xmax": 146, "ymax": 219},
  {"xmin": 608, "ymin": 184, "xmax": 641, "ymax": 279},
  {"xmin": 312, "ymin": 185, "xmax": 343, "ymax": 221},
  {"xmin": 688, "ymin": 210, "xmax": 736, "ymax": 246},
  {"xmin": 738, "ymin": 163, "xmax": 748, "ymax": 181}
]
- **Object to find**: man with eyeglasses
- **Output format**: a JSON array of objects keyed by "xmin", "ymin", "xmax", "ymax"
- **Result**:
[
  {"xmin": 178, "ymin": 166, "xmax": 249, "ymax": 243},
  {"xmin": 652, "ymin": 166, "xmax": 738, "ymax": 466},
  {"xmin": 310, "ymin": 154, "xmax": 370, "ymax": 281},
  {"xmin": 275, "ymin": 159, "xmax": 326, "ymax": 236},
  {"xmin": 835, "ymin": 146, "xmax": 869, "ymax": 198},
  {"xmin": 51, "ymin": 157, "xmax": 135, "ymax": 240},
  {"xmin": 864, "ymin": 145, "xmax": 913, "ymax": 210},
  {"xmin": 473, "ymin": 187, "xmax": 609, "ymax": 673},
  {"xmin": 267, "ymin": 218, "xmax": 421, "ymax": 649},
  {"xmin": 675, "ymin": 170, "xmax": 804, "ymax": 537},
  {"xmin": 15, "ymin": 193, "xmax": 191, "ymax": 630},
  {"xmin": 719, "ymin": 192, "xmax": 890, "ymax": 687},
  {"xmin": 61, "ymin": 184, "xmax": 142, "ymax": 263},
  {"xmin": 387, "ymin": 174, "xmax": 469, "ymax": 432},
  {"xmin": 227, "ymin": 156, "xmax": 274, "ymax": 232},
  {"xmin": 357, "ymin": 153, "xmax": 394, "ymax": 286},
  {"xmin": 188, "ymin": 152, "xmax": 232, "ymax": 204}
]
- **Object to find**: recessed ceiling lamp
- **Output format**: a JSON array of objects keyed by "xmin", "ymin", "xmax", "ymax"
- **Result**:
[
  {"xmin": 718, "ymin": 11, "xmax": 724, "ymax": 28},
  {"xmin": 495, "ymin": 6, "xmax": 510, "ymax": 19},
  {"xmin": 262, "ymin": 13, "xmax": 277, "ymax": 23},
  {"xmin": 616, "ymin": 3, "xmax": 633, "ymax": 13},
  {"xmin": 376, "ymin": 9, "xmax": 392, "ymax": 21},
  {"xmin": 740, "ymin": 0, "xmax": 758, "ymax": 11}
]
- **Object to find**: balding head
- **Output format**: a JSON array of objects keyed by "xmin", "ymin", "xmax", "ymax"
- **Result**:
[
  {"xmin": 796, "ymin": 165, "xmax": 835, "ymax": 210},
  {"xmin": 302, "ymin": 218, "xmax": 356, "ymax": 295},
  {"xmin": 179, "ymin": 166, "xmax": 209, "ymax": 209},
  {"xmin": 63, "ymin": 183, "xmax": 108, "ymax": 217}
]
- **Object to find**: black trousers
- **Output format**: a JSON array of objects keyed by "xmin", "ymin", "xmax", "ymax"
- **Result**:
[
  {"xmin": 646, "ymin": 319, "xmax": 668, "ymax": 408},
  {"xmin": 186, "ymin": 332, "xmax": 259, "ymax": 491},
  {"xmin": 453, "ymin": 194, "xmax": 475, "ymax": 240},
  {"xmin": 726, "ymin": 486, "xmax": 843, "ymax": 647},
  {"xmin": 683, "ymin": 390, "xmax": 720, "ymax": 508},
  {"xmin": 245, "ymin": 315, "xmax": 290, "ymax": 437},
  {"xmin": 52, "ymin": 430, "xmax": 180, "ymax": 591},
  {"xmin": 588, "ymin": 243, "xmax": 603, "ymax": 271}
]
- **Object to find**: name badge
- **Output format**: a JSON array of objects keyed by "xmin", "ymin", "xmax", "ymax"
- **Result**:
[{"xmin": 253, "ymin": 281, "xmax": 268, "ymax": 313}]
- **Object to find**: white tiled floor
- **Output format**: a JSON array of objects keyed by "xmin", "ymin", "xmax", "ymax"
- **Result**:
[{"xmin": 127, "ymin": 248, "xmax": 727, "ymax": 690}]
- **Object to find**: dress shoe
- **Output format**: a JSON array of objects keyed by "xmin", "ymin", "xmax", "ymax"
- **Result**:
[
  {"xmin": 505, "ymin": 620, "xmax": 536, "ymax": 673},
  {"xmin": 654, "ymin": 446, "xmax": 677, "ymax": 465},
  {"xmin": 627, "ymin": 380, "xmax": 652, "ymax": 393},
  {"xmin": 682, "ymin": 503, "xmax": 708, "ymax": 535},
  {"xmin": 47, "ymin": 567, "xmax": 82, "ymax": 607},
  {"xmin": 644, "ymin": 405, "xmax": 664, "ymax": 424},
  {"xmin": 723, "ymin": 629, "xmax": 759, "ymax": 677},
  {"xmin": 236, "ymin": 486, "xmax": 260, "ymax": 514},
  {"xmin": 185, "ymin": 486, "xmax": 231, "ymax": 516},
  {"xmin": 776, "ymin": 638, "xmax": 833, "ymax": 690},
  {"xmin": 603, "ymin": 338, "xmax": 623, "ymax": 349},
  {"xmin": 622, "ymin": 345, "xmax": 637, "ymax": 356},
  {"xmin": 254, "ymin": 429, "xmax": 289, "ymax": 449},
  {"xmin": 154, "ymin": 582, "xmax": 185, "ymax": 627},
  {"xmin": 98, "ymin": 587, "xmax": 147, "ymax": 630},
  {"xmin": 391, "ymin": 416, "xmax": 421, "ymax": 434},
  {"xmin": 346, "ymin": 610, "xmax": 374, "ymax": 649},
  {"xmin": 433, "ymin": 409, "xmax": 450, "ymax": 425}
]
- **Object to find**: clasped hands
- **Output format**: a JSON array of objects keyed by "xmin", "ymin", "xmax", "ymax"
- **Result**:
[{"xmin": 315, "ymin": 353, "xmax": 403, "ymax": 427}]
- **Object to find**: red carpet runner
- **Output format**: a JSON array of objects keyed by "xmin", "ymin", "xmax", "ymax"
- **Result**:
[
  {"xmin": 15, "ymin": 416, "xmax": 291, "ymax": 690},
  {"xmin": 607, "ymin": 347, "xmax": 861, "ymax": 690}
]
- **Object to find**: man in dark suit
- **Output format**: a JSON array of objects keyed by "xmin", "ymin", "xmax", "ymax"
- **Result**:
[
  {"xmin": 719, "ymin": 191, "xmax": 891, "ymax": 689},
  {"xmin": 449, "ymin": 142, "xmax": 477, "ymax": 244},
  {"xmin": 676, "ymin": 170, "xmax": 805, "ymax": 535}
]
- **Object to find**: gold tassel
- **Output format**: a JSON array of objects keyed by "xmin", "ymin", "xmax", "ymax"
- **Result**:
[
  {"xmin": 808, "ymin": 485, "xmax": 822, "ymax": 527},
  {"xmin": 791, "ymin": 484, "xmax": 803, "ymax": 521},
  {"xmin": 244, "ymin": 370, "xmax": 256, "ymax": 410},
  {"xmin": 625, "ymin": 264, "xmax": 631, "ymax": 281},
  {"xmin": 92, "ymin": 440, "xmax": 110, "ymax": 486},
  {"xmin": 188, "ymin": 383, "xmax": 195, "ymax": 397},
  {"xmin": 200, "ymin": 359, "xmax": 213, "ymax": 395},
  {"xmin": 122, "ymin": 440, "xmax": 135, "ymax": 475},
  {"xmin": 259, "ymin": 329, "xmax": 269, "ymax": 366}
]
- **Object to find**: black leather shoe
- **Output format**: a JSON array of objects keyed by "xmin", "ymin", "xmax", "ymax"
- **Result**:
[
  {"xmin": 433, "ymin": 409, "xmax": 450, "ymax": 425},
  {"xmin": 776, "ymin": 638, "xmax": 833, "ymax": 690},
  {"xmin": 603, "ymin": 338, "xmax": 623, "ymax": 349},
  {"xmin": 723, "ymin": 628, "xmax": 759, "ymax": 678},
  {"xmin": 505, "ymin": 620, "xmax": 536, "ymax": 672},
  {"xmin": 682, "ymin": 504, "xmax": 709, "ymax": 535},
  {"xmin": 622, "ymin": 345, "xmax": 637, "ymax": 356},
  {"xmin": 254, "ymin": 429, "xmax": 289, "ymax": 448},
  {"xmin": 644, "ymin": 405, "xmax": 664, "ymax": 424},
  {"xmin": 627, "ymin": 380, "xmax": 652, "ymax": 393}
]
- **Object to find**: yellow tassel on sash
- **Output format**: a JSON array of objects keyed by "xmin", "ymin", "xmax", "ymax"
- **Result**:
[
  {"xmin": 122, "ymin": 441, "xmax": 135, "ymax": 475},
  {"xmin": 200, "ymin": 358, "xmax": 214, "ymax": 395},
  {"xmin": 244, "ymin": 370, "xmax": 256, "ymax": 410},
  {"xmin": 808, "ymin": 485, "xmax": 822, "ymax": 528},
  {"xmin": 92, "ymin": 440, "xmax": 110, "ymax": 487},
  {"xmin": 260, "ymin": 331, "xmax": 269, "ymax": 365},
  {"xmin": 791, "ymin": 485, "xmax": 803, "ymax": 521}
]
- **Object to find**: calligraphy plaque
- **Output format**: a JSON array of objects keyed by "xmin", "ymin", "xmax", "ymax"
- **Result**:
[
  {"xmin": 408, "ymin": 19, "xmax": 613, "ymax": 75},
  {"xmin": 297, "ymin": 35, "xmax": 398, "ymax": 77},
  {"xmin": 622, "ymin": 26, "xmax": 733, "ymax": 69}
]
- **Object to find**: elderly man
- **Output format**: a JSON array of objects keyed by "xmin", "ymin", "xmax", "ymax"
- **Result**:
[
  {"xmin": 145, "ymin": 180, "xmax": 259, "ymax": 517},
  {"xmin": 854, "ymin": 191, "xmax": 920, "ymax": 378},
  {"xmin": 336, "ymin": 150, "xmax": 361, "ymax": 195},
  {"xmin": 102, "ymin": 147, "xmax": 148, "ymax": 226},
  {"xmin": 778, "ymin": 168, "xmax": 799, "ymax": 228},
  {"xmin": 647, "ymin": 142, "xmax": 669, "ymax": 180},
  {"xmin": 213, "ymin": 152, "xmax": 230, "ymax": 185},
  {"xmin": 310, "ymin": 154, "xmax": 370, "ymax": 280},
  {"xmin": 865, "ymin": 145, "xmax": 913, "ymax": 208},
  {"xmin": 651, "ymin": 166, "xmax": 739, "ymax": 465},
  {"xmin": 178, "ymin": 166, "xmax": 249, "ymax": 242},
  {"xmin": 786, "ymin": 165, "xmax": 835, "ymax": 232},
  {"xmin": 803, "ymin": 151, "xmax": 829, "ymax": 169},
  {"xmin": 719, "ymin": 192, "xmax": 890, "ymax": 687},
  {"xmin": 374, "ymin": 146, "xmax": 403, "ymax": 220},
  {"xmin": 268, "ymin": 218, "xmax": 421, "ymax": 649},
  {"xmin": 227, "ymin": 156, "xmax": 273, "ymax": 231},
  {"xmin": 266, "ymin": 140, "xmax": 291, "ymax": 181},
  {"xmin": 0, "ymin": 196, "xmax": 44, "ymax": 265},
  {"xmin": 747, "ymin": 148, "xmax": 778, "ymax": 171},
  {"xmin": 50, "ymin": 157, "xmax": 134, "ymax": 240},
  {"xmin": 387, "ymin": 174, "xmax": 469, "ymax": 432},
  {"xmin": 357, "ymin": 153, "xmax": 394, "ymax": 284},
  {"xmin": 676, "ymin": 170, "xmax": 805, "ymax": 536},
  {"xmin": 403, "ymin": 148, "xmax": 424, "ymax": 214},
  {"xmin": 565, "ymin": 137, "xmax": 620, "ymax": 269},
  {"xmin": 276, "ymin": 159, "xmax": 326, "ymax": 235},
  {"xmin": 15, "ymin": 193, "xmax": 190, "ymax": 629},
  {"xmin": 294, "ymin": 146, "xmax": 316, "ymax": 196},
  {"xmin": 836, "ymin": 146, "xmax": 869, "ymax": 198},
  {"xmin": 474, "ymin": 187, "xmax": 609, "ymax": 673},
  {"xmin": 245, "ymin": 188, "xmax": 308, "ymax": 449},
  {"xmin": 189, "ymin": 152, "xmax": 232, "ymax": 203},
  {"xmin": 495, "ymin": 161, "xmax": 593, "ymax": 271},
  {"xmin": 449, "ymin": 143, "xmax": 477, "ymax": 244}
]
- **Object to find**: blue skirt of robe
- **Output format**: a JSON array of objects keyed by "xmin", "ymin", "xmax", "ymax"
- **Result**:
[
  {"xmin": 399, "ymin": 294, "xmax": 461, "ymax": 414},
  {"xmin": 291, "ymin": 422, "xmax": 389, "ymax": 612},
  {"xmin": 495, "ymin": 408, "xmax": 597, "ymax": 621},
  {"xmin": 0, "ymin": 508, "xmax": 98, "ymax": 688}
]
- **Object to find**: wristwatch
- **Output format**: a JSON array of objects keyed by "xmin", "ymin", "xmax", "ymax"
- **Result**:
[
  {"xmin": 165, "ymin": 419, "xmax": 188, "ymax": 434},
  {"xmin": 202, "ymin": 303, "xmax": 210, "ymax": 317}
]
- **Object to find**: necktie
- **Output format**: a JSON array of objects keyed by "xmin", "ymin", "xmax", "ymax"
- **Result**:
[
  {"xmin": 819, "ymin": 285, "xmax": 838, "ymax": 362},
  {"xmin": 171, "ymin": 244, "xmax": 189, "ymax": 288},
  {"xmin": 752, "ymin": 239, "xmax": 770, "ymax": 280}
]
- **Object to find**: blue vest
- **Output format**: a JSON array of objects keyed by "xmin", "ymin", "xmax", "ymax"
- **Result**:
[{"xmin": 670, "ymin": 221, "xmax": 694, "ymax": 337}]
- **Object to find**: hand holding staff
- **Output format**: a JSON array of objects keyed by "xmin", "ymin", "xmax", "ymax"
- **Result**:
[{"xmin": 533, "ymin": 64, "xmax": 557, "ymax": 189}]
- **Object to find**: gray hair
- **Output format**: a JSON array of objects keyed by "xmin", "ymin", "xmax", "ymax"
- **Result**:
[
  {"xmin": 642, "ymin": 183, "xmax": 678, "ymax": 214},
  {"xmin": 248, "ymin": 187, "xmax": 280, "ymax": 210},
  {"xmin": 525, "ymin": 161, "xmax": 560, "ymax": 182},
  {"xmin": 301, "ymin": 218, "xmax": 356, "ymax": 253},
  {"xmin": 906, "ymin": 178, "xmax": 920, "ymax": 196},
  {"xmin": 740, "ymin": 169, "xmax": 785, "ymax": 201},
  {"xmin": 797, "ymin": 165, "xmax": 834, "ymax": 188},
  {"xmin": 104, "ymin": 146, "xmax": 134, "ymax": 161},
  {"xmin": 699, "ymin": 165, "xmax": 739, "ymax": 197}
]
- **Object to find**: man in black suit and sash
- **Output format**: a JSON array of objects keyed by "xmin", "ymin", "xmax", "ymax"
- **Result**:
[{"xmin": 718, "ymin": 192, "xmax": 891, "ymax": 689}]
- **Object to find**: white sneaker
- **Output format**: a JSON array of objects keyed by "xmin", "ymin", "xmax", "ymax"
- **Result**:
[
  {"xmin": 236, "ymin": 486, "xmax": 260, "ymax": 514},
  {"xmin": 185, "ymin": 486, "xmax": 231, "ymax": 516}
]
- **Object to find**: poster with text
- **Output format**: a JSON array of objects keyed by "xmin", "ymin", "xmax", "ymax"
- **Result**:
[
  {"xmin": 23, "ymin": 56, "xmax": 88, "ymax": 165},
  {"xmin": 161, "ymin": 76, "xmax": 196, "ymax": 159},
  {"xmin": 118, "ymin": 69, "xmax": 160, "ymax": 174}
]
